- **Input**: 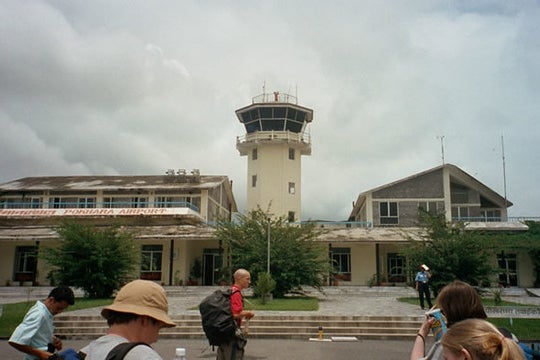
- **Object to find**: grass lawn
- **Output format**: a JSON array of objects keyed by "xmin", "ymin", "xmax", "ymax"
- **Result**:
[
  {"xmin": 0, "ymin": 298, "xmax": 113, "ymax": 338},
  {"xmin": 398, "ymin": 296, "xmax": 532, "ymax": 307},
  {"xmin": 398, "ymin": 297, "xmax": 540, "ymax": 340},
  {"xmin": 243, "ymin": 296, "xmax": 319, "ymax": 311},
  {"xmin": 191, "ymin": 296, "xmax": 319, "ymax": 312}
]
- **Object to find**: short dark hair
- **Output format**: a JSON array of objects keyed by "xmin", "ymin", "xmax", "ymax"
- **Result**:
[
  {"xmin": 101, "ymin": 309, "xmax": 140, "ymax": 326},
  {"xmin": 48, "ymin": 286, "xmax": 75, "ymax": 305}
]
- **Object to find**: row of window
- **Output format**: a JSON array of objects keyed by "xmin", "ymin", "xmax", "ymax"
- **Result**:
[
  {"xmin": 1, "ymin": 196, "xmax": 202, "ymax": 210},
  {"xmin": 378, "ymin": 201, "xmax": 502, "ymax": 225},
  {"xmin": 13, "ymin": 245, "xmax": 519, "ymax": 286},
  {"xmin": 330, "ymin": 249, "xmax": 518, "ymax": 286}
]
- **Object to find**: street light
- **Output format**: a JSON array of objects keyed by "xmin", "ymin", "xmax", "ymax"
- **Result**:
[{"xmin": 267, "ymin": 217, "xmax": 271, "ymax": 274}]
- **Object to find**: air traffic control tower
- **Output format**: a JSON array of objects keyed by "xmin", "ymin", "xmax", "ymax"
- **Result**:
[{"xmin": 236, "ymin": 91, "xmax": 313, "ymax": 221}]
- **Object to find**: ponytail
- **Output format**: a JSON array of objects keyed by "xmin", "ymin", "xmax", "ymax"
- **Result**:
[{"xmin": 441, "ymin": 319, "xmax": 525, "ymax": 360}]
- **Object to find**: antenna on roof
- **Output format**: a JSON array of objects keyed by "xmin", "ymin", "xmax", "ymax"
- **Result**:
[
  {"xmin": 501, "ymin": 135, "xmax": 508, "ymax": 210},
  {"xmin": 437, "ymin": 135, "xmax": 445, "ymax": 165}
]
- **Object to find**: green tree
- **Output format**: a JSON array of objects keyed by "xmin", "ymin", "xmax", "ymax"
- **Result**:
[
  {"xmin": 215, "ymin": 209, "xmax": 331, "ymax": 297},
  {"xmin": 43, "ymin": 222, "xmax": 139, "ymax": 298},
  {"xmin": 401, "ymin": 212, "xmax": 495, "ymax": 294},
  {"xmin": 488, "ymin": 221, "xmax": 540, "ymax": 287}
]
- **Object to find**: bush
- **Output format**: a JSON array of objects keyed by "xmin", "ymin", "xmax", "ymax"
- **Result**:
[
  {"xmin": 254, "ymin": 272, "xmax": 276, "ymax": 304},
  {"xmin": 43, "ymin": 222, "xmax": 139, "ymax": 298}
]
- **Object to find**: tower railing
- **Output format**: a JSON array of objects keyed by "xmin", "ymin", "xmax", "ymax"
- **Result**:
[
  {"xmin": 236, "ymin": 130, "xmax": 310, "ymax": 145},
  {"xmin": 252, "ymin": 92, "xmax": 298, "ymax": 104}
]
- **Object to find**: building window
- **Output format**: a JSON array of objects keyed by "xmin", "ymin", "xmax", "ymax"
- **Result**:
[
  {"xmin": 451, "ymin": 206, "xmax": 469, "ymax": 221},
  {"xmin": 103, "ymin": 197, "xmax": 148, "ymax": 208},
  {"xmin": 288, "ymin": 182, "xmax": 295, "ymax": 194},
  {"xmin": 155, "ymin": 196, "xmax": 191, "ymax": 208},
  {"xmin": 289, "ymin": 148, "xmax": 295, "ymax": 160},
  {"xmin": 252, "ymin": 175, "xmax": 257, "ymax": 187},
  {"xmin": 252, "ymin": 148, "xmax": 258, "ymax": 160},
  {"xmin": 51, "ymin": 197, "xmax": 77, "ymax": 208},
  {"xmin": 418, "ymin": 201, "xmax": 440, "ymax": 215},
  {"xmin": 141, "ymin": 245, "xmax": 163, "ymax": 280},
  {"xmin": 387, "ymin": 253, "xmax": 406, "ymax": 283},
  {"xmin": 331, "ymin": 247, "xmax": 351, "ymax": 281},
  {"xmin": 451, "ymin": 185, "xmax": 469, "ymax": 203},
  {"xmin": 78, "ymin": 198, "xmax": 96, "ymax": 208},
  {"xmin": 14, "ymin": 246, "xmax": 37, "ymax": 282},
  {"xmin": 380, "ymin": 201, "xmax": 398, "ymax": 224},
  {"xmin": 288, "ymin": 211, "xmax": 295, "ymax": 222},
  {"xmin": 2, "ymin": 197, "xmax": 42, "ymax": 209},
  {"xmin": 497, "ymin": 252, "xmax": 517, "ymax": 287},
  {"xmin": 480, "ymin": 209, "xmax": 501, "ymax": 222}
]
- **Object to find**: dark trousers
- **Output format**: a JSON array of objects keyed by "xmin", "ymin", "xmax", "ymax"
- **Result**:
[
  {"xmin": 418, "ymin": 282, "xmax": 433, "ymax": 309},
  {"xmin": 216, "ymin": 338, "xmax": 246, "ymax": 360}
]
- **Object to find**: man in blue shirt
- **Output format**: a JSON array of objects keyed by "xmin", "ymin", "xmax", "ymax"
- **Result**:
[
  {"xmin": 9, "ymin": 286, "xmax": 75, "ymax": 360},
  {"xmin": 415, "ymin": 264, "xmax": 433, "ymax": 310}
]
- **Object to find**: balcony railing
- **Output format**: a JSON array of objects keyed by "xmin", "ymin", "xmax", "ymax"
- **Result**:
[
  {"xmin": 299, "ymin": 221, "xmax": 373, "ymax": 229},
  {"xmin": 0, "ymin": 201, "xmax": 200, "ymax": 213},
  {"xmin": 454, "ymin": 216, "xmax": 540, "ymax": 223}
]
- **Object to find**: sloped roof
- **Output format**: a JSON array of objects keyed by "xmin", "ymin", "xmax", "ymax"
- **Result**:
[{"xmin": 350, "ymin": 163, "xmax": 512, "ymax": 217}]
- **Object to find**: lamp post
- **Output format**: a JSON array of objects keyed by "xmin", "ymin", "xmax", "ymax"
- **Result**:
[{"xmin": 267, "ymin": 217, "xmax": 271, "ymax": 274}]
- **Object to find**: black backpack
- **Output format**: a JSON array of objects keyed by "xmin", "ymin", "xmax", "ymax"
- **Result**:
[
  {"xmin": 199, "ymin": 288, "xmax": 239, "ymax": 346},
  {"xmin": 105, "ymin": 342, "xmax": 151, "ymax": 360}
]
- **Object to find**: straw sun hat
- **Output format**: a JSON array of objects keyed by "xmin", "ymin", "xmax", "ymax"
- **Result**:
[{"xmin": 101, "ymin": 280, "xmax": 176, "ymax": 327}]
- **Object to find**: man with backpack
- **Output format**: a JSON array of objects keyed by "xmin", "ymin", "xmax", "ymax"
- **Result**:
[
  {"xmin": 217, "ymin": 269, "xmax": 255, "ymax": 360},
  {"xmin": 80, "ymin": 280, "xmax": 176, "ymax": 360}
]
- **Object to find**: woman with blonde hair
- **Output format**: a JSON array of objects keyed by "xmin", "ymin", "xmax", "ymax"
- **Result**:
[{"xmin": 441, "ymin": 318, "xmax": 525, "ymax": 360}]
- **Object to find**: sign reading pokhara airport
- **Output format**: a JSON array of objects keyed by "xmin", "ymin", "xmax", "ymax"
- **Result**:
[{"xmin": 0, "ymin": 208, "xmax": 193, "ymax": 217}]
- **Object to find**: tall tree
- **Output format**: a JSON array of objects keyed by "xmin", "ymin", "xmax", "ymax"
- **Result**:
[
  {"xmin": 215, "ymin": 209, "xmax": 331, "ymax": 297},
  {"xmin": 402, "ymin": 212, "xmax": 495, "ymax": 294},
  {"xmin": 43, "ymin": 222, "xmax": 139, "ymax": 298}
]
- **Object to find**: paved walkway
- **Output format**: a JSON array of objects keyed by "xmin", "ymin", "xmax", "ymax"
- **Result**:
[{"xmin": 1, "ymin": 285, "xmax": 539, "ymax": 318}]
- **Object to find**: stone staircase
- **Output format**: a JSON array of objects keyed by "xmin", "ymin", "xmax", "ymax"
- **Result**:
[{"xmin": 54, "ymin": 314, "xmax": 423, "ymax": 341}]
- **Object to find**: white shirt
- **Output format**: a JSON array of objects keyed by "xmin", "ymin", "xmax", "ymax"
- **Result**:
[{"xmin": 80, "ymin": 334, "xmax": 162, "ymax": 360}]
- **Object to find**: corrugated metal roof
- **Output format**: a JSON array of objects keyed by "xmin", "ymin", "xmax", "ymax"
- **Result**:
[{"xmin": 0, "ymin": 175, "xmax": 230, "ymax": 191}]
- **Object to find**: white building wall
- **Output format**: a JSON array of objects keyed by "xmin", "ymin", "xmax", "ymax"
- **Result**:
[{"xmin": 247, "ymin": 143, "xmax": 302, "ymax": 220}]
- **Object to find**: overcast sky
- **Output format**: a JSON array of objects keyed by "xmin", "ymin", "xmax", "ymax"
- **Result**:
[{"xmin": 1, "ymin": 1, "xmax": 539, "ymax": 221}]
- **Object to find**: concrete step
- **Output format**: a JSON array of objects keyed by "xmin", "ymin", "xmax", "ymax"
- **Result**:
[{"xmin": 54, "ymin": 314, "xmax": 424, "ymax": 341}]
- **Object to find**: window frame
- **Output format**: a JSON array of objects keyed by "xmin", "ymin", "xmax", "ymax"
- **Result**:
[{"xmin": 379, "ymin": 201, "xmax": 399, "ymax": 225}]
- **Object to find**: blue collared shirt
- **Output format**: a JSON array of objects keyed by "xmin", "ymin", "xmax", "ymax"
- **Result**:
[
  {"xmin": 415, "ymin": 270, "xmax": 430, "ymax": 283},
  {"xmin": 9, "ymin": 300, "xmax": 54, "ymax": 360}
]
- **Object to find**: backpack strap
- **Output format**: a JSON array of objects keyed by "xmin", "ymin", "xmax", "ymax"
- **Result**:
[{"xmin": 105, "ymin": 342, "xmax": 151, "ymax": 360}]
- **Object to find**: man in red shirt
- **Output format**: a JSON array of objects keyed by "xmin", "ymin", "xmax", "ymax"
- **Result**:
[{"xmin": 217, "ymin": 269, "xmax": 255, "ymax": 360}]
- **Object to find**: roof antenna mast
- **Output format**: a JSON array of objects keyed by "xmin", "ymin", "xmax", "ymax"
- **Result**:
[
  {"xmin": 501, "ymin": 135, "xmax": 508, "ymax": 209},
  {"xmin": 437, "ymin": 135, "xmax": 445, "ymax": 165}
]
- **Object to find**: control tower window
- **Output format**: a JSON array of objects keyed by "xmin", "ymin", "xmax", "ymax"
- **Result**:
[
  {"xmin": 260, "ymin": 107, "xmax": 272, "ymax": 119},
  {"xmin": 274, "ymin": 107, "xmax": 286, "ymax": 118},
  {"xmin": 289, "ymin": 182, "xmax": 295, "ymax": 194},
  {"xmin": 252, "ymin": 148, "xmax": 257, "ymax": 160},
  {"xmin": 289, "ymin": 148, "xmax": 295, "ymax": 160},
  {"xmin": 288, "ymin": 211, "xmax": 295, "ymax": 222},
  {"xmin": 252, "ymin": 175, "xmax": 257, "ymax": 187}
]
